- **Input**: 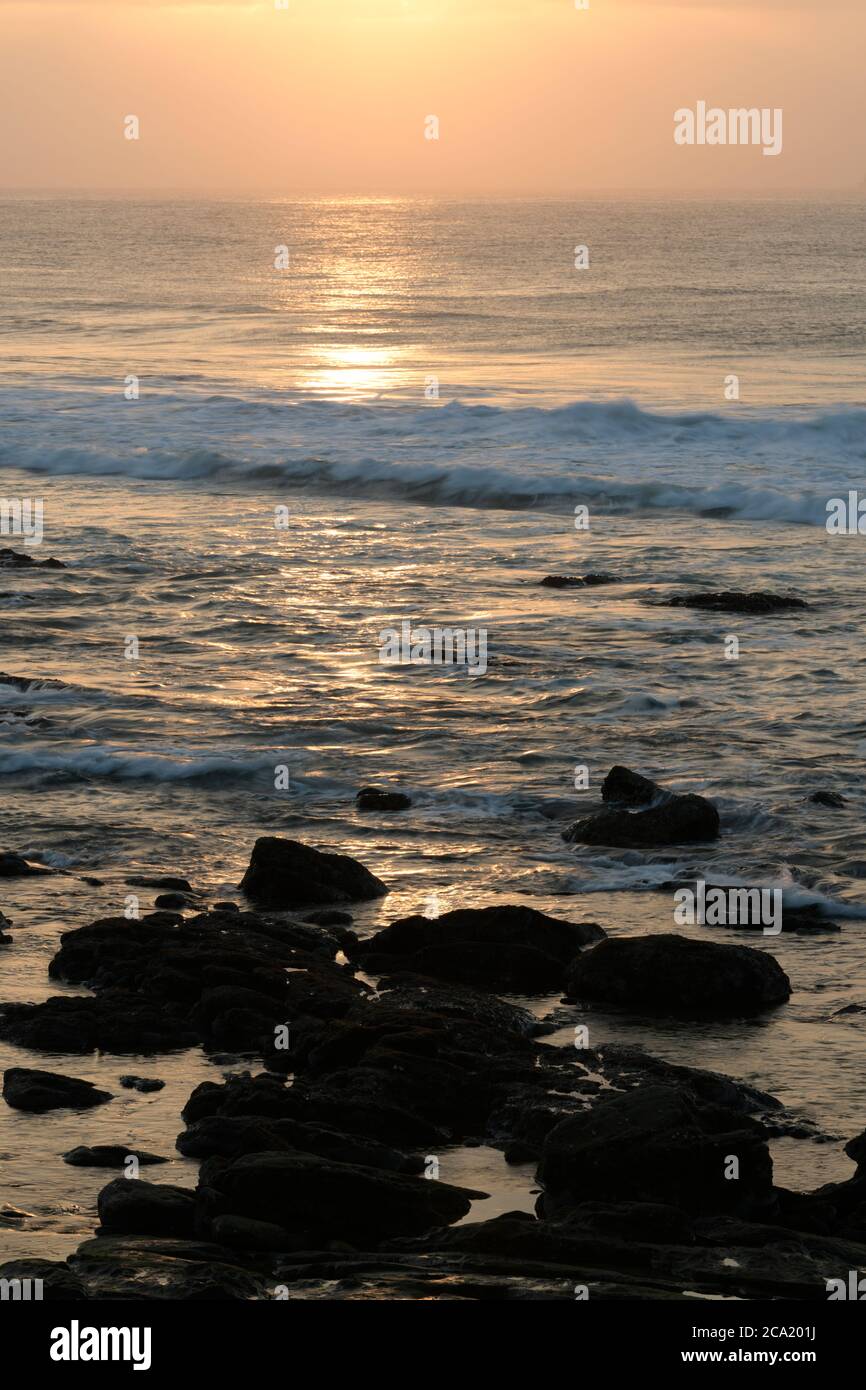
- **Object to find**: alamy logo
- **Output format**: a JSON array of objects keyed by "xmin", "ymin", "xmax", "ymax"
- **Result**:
[
  {"xmin": 827, "ymin": 1271, "xmax": 866, "ymax": 1300},
  {"xmin": 674, "ymin": 102, "xmax": 782, "ymax": 157},
  {"xmin": 49, "ymin": 1321, "xmax": 152, "ymax": 1371},
  {"xmin": 674, "ymin": 879, "xmax": 782, "ymax": 935},
  {"xmin": 826, "ymin": 492, "xmax": 866, "ymax": 534},
  {"xmin": 0, "ymin": 497, "xmax": 43, "ymax": 546},
  {"xmin": 379, "ymin": 620, "xmax": 488, "ymax": 675},
  {"xmin": 0, "ymin": 1277, "xmax": 43, "ymax": 1300}
]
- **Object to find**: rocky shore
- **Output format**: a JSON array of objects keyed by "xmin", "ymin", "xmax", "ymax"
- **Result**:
[{"xmin": 3, "ymin": 812, "xmax": 866, "ymax": 1302}]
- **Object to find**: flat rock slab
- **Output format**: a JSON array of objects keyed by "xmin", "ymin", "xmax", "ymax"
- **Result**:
[{"xmin": 3, "ymin": 1067, "xmax": 114, "ymax": 1112}]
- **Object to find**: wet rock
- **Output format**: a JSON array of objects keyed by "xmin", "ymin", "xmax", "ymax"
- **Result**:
[
  {"xmin": 563, "ymin": 765, "xmax": 719, "ymax": 848},
  {"xmin": 0, "ymin": 932, "xmax": 11, "ymax": 946},
  {"xmin": 68, "ymin": 1235, "xmax": 271, "ymax": 1300},
  {"xmin": 176, "ymin": 1113, "xmax": 421, "ymax": 1174},
  {"xmin": 304, "ymin": 908, "xmax": 353, "ymax": 926},
  {"xmin": 564, "ymin": 934, "xmax": 791, "ymax": 1017},
  {"xmin": 537, "ymin": 1083, "xmax": 774, "ymax": 1218},
  {"xmin": 199, "ymin": 1150, "xmax": 482, "ymax": 1243},
  {"xmin": 658, "ymin": 590, "xmax": 807, "ymax": 613},
  {"xmin": 810, "ymin": 790, "xmax": 846, "ymax": 808},
  {"xmin": 155, "ymin": 892, "xmax": 196, "ymax": 910},
  {"xmin": 540, "ymin": 574, "xmax": 617, "ymax": 588},
  {"xmin": 601, "ymin": 765, "xmax": 660, "ymax": 805},
  {"xmin": 0, "ymin": 993, "xmax": 199, "ymax": 1053},
  {"xmin": 127, "ymin": 875, "xmax": 194, "ymax": 892},
  {"xmin": 0, "ymin": 547, "xmax": 66, "ymax": 569},
  {"xmin": 239, "ymin": 837, "xmax": 388, "ymax": 908},
  {"xmin": 0, "ymin": 851, "xmax": 53, "ymax": 877},
  {"xmin": 0, "ymin": 1258, "xmax": 87, "ymax": 1300},
  {"xmin": 350, "ymin": 905, "xmax": 604, "ymax": 992},
  {"xmin": 3, "ymin": 1067, "xmax": 114, "ymax": 1112},
  {"xmin": 98, "ymin": 1178, "xmax": 197, "ymax": 1238},
  {"xmin": 210, "ymin": 1215, "xmax": 300, "ymax": 1252},
  {"xmin": 119, "ymin": 1075, "xmax": 165, "ymax": 1092},
  {"xmin": 36, "ymin": 910, "xmax": 364, "ymax": 1053},
  {"xmin": 214, "ymin": 901, "xmax": 239, "ymax": 913},
  {"xmin": 0, "ymin": 672, "xmax": 66, "ymax": 692},
  {"xmin": 356, "ymin": 786, "xmax": 412, "ymax": 811},
  {"xmin": 564, "ymin": 793, "xmax": 719, "ymax": 847},
  {"xmin": 63, "ymin": 1145, "xmax": 168, "ymax": 1168},
  {"xmin": 183, "ymin": 1071, "xmax": 447, "ymax": 1150}
]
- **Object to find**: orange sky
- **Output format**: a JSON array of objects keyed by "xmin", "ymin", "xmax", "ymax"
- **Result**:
[{"xmin": 1, "ymin": 0, "xmax": 863, "ymax": 194}]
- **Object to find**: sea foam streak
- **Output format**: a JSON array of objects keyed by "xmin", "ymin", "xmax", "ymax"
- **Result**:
[{"xmin": 1, "ymin": 390, "xmax": 863, "ymax": 526}]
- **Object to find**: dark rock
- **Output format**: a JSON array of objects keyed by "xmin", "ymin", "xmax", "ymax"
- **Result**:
[
  {"xmin": 537, "ymin": 1084, "xmax": 774, "ymax": 1218},
  {"xmin": 177, "ymin": 1113, "xmax": 420, "ymax": 1174},
  {"xmin": 127, "ymin": 875, "xmax": 194, "ymax": 892},
  {"xmin": 659, "ymin": 591, "xmax": 807, "ymax": 614},
  {"xmin": 601, "ymin": 765, "xmax": 660, "ymax": 805},
  {"xmin": 119, "ymin": 1075, "xmax": 165, "ymax": 1092},
  {"xmin": 351, "ymin": 905, "xmax": 604, "ymax": 992},
  {"xmin": 210, "ymin": 1215, "xmax": 299, "ymax": 1252},
  {"xmin": 810, "ymin": 791, "xmax": 846, "ymax": 808},
  {"xmin": 68, "ymin": 1234, "xmax": 271, "ymax": 1300},
  {"xmin": 239, "ymin": 837, "xmax": 388, "ymax": 908},
  {"xmin": 98, "ymin": 1178, "xmax": 197, "ymax": 1238},
  {"xmin": 540, "ymin": 574, "xmax": 617, "ymax": 588},
  {"xmin": 154, "ymin": 892, "xmax": 195, "ymax": 910},
  {"xmin": 63, "ymin": 1145, "xmax": 168, "ymax": 1168},
  {"xmin": 356, "ymin": 786, "xmax": 412, "ymax": 812},
  {"xmin": 563, "ymin": 766, "xmax": 719, "ymax": 847},
  {"xmin": 0, "ymin": 932, "xmax": 11, "ymax": 946},
  {"xmin": 0, "ymin": 851, "xmax": 53, "ymax": 877},
  {"xmin": 0, "ymin": 993, "xmax": 199, "ymax": 1053},
  {"xmin": 200, "ymin": 1150, "xmax": 481, "ymax": 1243},
  {"xmin": 304, "ymin": 908, "xmax": 353, "ymax": 927},
  {"xmin": 565, "ymin": 934, "xmax": 791, "ymax": 1017},
  {"xmin": 32, "ymin": 910, "xmax": 364, "ymax": 1054},
  {"xmin": 0, "ymin": 548, "xmax": 66, "ymax": 569},
  {"xmin": 3, "ymin": 1067, "xmax": 113, "ymax": 1112},
  {"xmin": 214, "ymin": 901, "xmax": 239, "ymax": 913},
  {"xmin": 0, "ymin": 1258, "xmax": 87, "ymax": 1300}
]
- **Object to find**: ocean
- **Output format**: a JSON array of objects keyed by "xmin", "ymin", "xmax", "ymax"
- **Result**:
[{"xmin": 1, "ymin": 195, "xmax": 866, "ymax": 1260}]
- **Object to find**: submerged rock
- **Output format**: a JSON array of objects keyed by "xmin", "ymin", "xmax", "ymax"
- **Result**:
[
  {"xmin": 563, "ymin": 765, "xmax": 719, "ymax": 847},
  {"xmin": 127, "ymin": 875, "xmax": 194, "ymax": 892},
  {"xmin": 810, "ymin": 790, "xmax": 846, "ymax": 808},
  {"xmin": 658, "ymin": 591, "xmax": 807, "ymax": 614},
  {"xmin": 0, "ymin": 547, "xmax": 66, "ymax": 569},
  {"xmin": 0, "ymin": 851, "xmax": 53, "ymax": 877},
  {"xmin": 564, "ymin": 933, "xmax": 791, "ymax": 1017},
  {"xmin": 304, "ymin": 908, "xmax": 353, "ymax": 927},
  {"xmin": 3, "ymin": 1067, "xmax": 113, "ymax": 1112},
  {"xmin": 356, "ymin": 786, "xmax": 412, "ymax": 811},
  {"xmin": 119, "ymin": 1075, "xmax": 165, "ymax": 1092},
  {"xmin": 351, "ymin": 905, "xmax": 604, "ymax": 992},
  {"xmin": 239, "ymin": 837, "xmax": 388, "ymax": 908},
  {"xmin": 540, "ymin": 574, "xmax": 618, "ymax": 588},
  {"xmin": 63, "ymin": 1145, "xmax": 168, "ymax": 1168}
]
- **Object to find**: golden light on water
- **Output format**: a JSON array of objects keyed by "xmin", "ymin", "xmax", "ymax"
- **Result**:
[{"xmin": 296, "ymin": 344, "xmax": 413, "ymax": 399}]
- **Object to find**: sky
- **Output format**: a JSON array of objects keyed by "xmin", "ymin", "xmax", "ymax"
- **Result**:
[{"xmin": 0, "ymin": 0, "xmax": 863, "ymax": 194}]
